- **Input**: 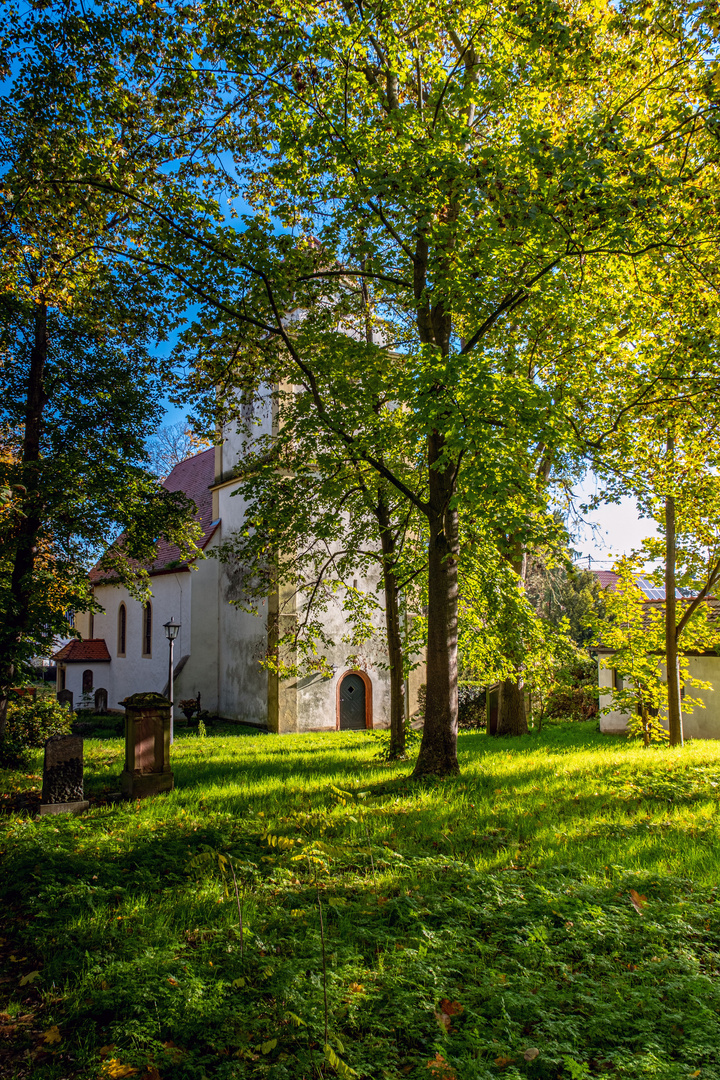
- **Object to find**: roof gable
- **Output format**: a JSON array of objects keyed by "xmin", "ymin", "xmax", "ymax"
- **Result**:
[
  {"xmin": 90, "ymin": 447, "xmax": 218, "ymax": 583},
  {"xmin": 52, "ymin": 639, "xmax": 111, "ymax": 663}
]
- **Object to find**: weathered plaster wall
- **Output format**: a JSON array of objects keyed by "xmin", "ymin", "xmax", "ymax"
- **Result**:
[{"xmin": 293, "ymin": 563, "xmax": 392, "ymax": 732}]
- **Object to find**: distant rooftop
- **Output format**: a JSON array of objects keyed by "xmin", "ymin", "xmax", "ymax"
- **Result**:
[{"xmin": 592, "ymin": 569, "xmax": 693, "ymax": 601}]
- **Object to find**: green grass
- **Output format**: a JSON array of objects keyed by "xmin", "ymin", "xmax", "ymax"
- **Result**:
[{"xmin": 3, "ymin": 723, "xmax": 720, "ymax": 1080}]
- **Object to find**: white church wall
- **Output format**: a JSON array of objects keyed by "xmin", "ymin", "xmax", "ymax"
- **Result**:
[
  {"xmin": 90, "ymin": 572, "xmax": 193, "ymax": 712},
  {"xmin": 215, "ymin": 388, "xmax": 273, "ymax": 483},
  {"xmin": 294, "ymin": 564, "xmax": 391, "ymax": 731},
  {"xmin": 215, "ymin": 485, "xmax": 269, "ymax": 725},
  {"xmin": 175, "ymin": 543, "xmax": 220, "ymax": 713}
]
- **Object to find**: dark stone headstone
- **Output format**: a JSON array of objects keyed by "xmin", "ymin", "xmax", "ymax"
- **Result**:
[
  {"xmin": 57, "ymin": 689, "xmax": 74, "ymax": 711},
  {"xmin": 94, "ymin": 687, "xmax": 108, "ymax": 714},
  {"xmin": 40, "ymin": 735, "xmax": 89, "ymax": 816},
  {"xmin": 120, "ymin": 692, "xmax": 174, "ymax": 799}
]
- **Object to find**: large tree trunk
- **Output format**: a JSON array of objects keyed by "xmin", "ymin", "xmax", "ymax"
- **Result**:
[
  {"xmin": 665, "ymin": 455, "xmax": 683, "ymax": 746},
  {"xmin": 376, "ymin": 489, "xmax": 405, "ymax": 758},
  {"xmin": 496, "ymin": 677, "xmax": 528, "ymax": 736},
  {"xmin": 0, "ymin": 304, "xmax": 48, "ymax": 739},
  {"xmin": 413, "ymin": 430, "xmax": 459, "ymax": 777}
]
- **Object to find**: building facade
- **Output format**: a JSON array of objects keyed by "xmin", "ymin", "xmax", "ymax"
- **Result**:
[{"xmin": 55, "ymin": 428, "xmax": 423, "ymax": 732}]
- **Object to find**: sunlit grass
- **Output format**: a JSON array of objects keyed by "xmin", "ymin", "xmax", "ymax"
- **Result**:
[{"xmin": 3, "ymin": 723, "xmax": 720, "ymax": 1079}]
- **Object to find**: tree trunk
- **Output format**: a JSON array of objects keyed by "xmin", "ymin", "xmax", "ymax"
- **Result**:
[
  {"xmin": 496, "ymin": 677, "xmax": 529, "ymax": 736},
  {"xmin": 665, "ymin": 458, "xmax": 683, "ymax": 746},
  {"xmin": 0, "ymin": 304, "xmax": 48, "ymax": 739},
  {"xmin": 413, "ymin": 430, "xmax": 459, "ymax": 777},
  {"xmin": 376, "ymin": 489, "xmax": 405, "ymax": 758},
  {"xmin": 496, "ymin": 545, "xmax": 528, "ymax": 735}
]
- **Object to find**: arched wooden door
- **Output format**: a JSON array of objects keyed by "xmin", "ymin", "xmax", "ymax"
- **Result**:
[{"xmin": 338, "ymin": 672, "xmax": 367, "ymax": 730}]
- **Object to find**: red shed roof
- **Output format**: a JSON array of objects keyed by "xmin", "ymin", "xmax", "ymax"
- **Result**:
[
  {"xmin": 90, "ymin": 447, "xmax": 218, "ymax": 583},
  {"xmin": 52, "ymin": 639, "xmax": 111, "ymax": 663}
]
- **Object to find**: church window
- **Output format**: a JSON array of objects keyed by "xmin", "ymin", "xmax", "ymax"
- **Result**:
[
  {"xmin": 82, "ymin": 669, "xmax": 93, "ymax": 694},
  {"xmin": 118, "ymin": 604, "xmax": 127, "ymax": 656},
  {"xmin": 142, "ymin": 602, "xmax": 152, "ymax": 657}
]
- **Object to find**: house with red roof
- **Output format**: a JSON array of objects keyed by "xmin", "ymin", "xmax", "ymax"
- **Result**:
[{"xmin": 54, "ymin": 419, "xmax": 417, "ymax": 731}]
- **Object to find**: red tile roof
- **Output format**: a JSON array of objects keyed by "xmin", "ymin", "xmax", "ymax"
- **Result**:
[
  {"xmin": 594, "ymin": 570, "xmax": 619, "ymax": 591},
  {"xmin": 52, "ymin": 639, "xmax": 111, "ymax": 663},
  {"xmin": 90, "ymin": 448, "xmax": 218, "ymax": 583}
]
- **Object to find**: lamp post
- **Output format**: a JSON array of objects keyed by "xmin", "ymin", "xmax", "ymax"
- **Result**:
[{"xmin": 163, "ymin": 617, "xmax": 181, "ymax": 744}]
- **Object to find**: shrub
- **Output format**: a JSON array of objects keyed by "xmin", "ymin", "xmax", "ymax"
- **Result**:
[
  {"xmin": 1, "ymin": 697, "xmax": 73, "ymax": 765},
  {"xmin": 544, "ymin": 682, "xmax": 598, "ymax": 722},
  {"xmin": 458, "ymin": 683, "xmax": 486, "ymax": 729},
  {"xmin": 411, "ymin": 683, "xmax": 487, "ymax": 731}
]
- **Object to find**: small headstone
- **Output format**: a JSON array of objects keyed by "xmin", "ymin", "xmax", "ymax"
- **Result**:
[
  {"xmin": 40, "ymin": 735, "xmax": 89, "ymax": 816},
  {"xmin": 57, "ymin": 689, "xmax": 74, "ymax": 710},
  {"xmin": 119, "ymin": 692, "xmax": 174, "ymax": 799},
  {"xmin": 94, "ymin": 687, "xmax": 108, "ymax": 714}
]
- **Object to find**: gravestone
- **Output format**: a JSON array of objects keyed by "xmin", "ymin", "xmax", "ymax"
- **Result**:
[
  {"xmin": 94, "ymin": 687, "xmax": 108, "ymax": 714},
  {"xmin": 57, "ymin": 689, "xmax": 73, "ymax": 710},
  {"xmin": 120, "ymin": 692, "xmax": 174, "ymax": 798},
  {"xmin": 40, "ymin": 735, "xmax": 89, "ymax": 815}
]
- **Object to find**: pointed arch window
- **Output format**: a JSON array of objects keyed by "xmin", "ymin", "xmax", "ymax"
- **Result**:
[
  {"xmin": 118, "ymin": 604, "xmax": 127, "ymax": 656},
  {"xmin": 142, "ymin": 601, "xmax": 152, "ymax": 658}
]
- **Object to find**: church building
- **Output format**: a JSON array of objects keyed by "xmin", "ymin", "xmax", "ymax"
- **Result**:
[{"xmin": 52, "ymin": 411, "xmax": 419, "ymax": 732}]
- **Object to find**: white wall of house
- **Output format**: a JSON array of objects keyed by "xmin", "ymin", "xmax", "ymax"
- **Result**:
[
  {"xmin": 60, "ymin": 662, "xmax": 112, "ymax": 707},
  {"xmin": 599, "ymin": 656, "xmax": 720, "ymax": 739}
]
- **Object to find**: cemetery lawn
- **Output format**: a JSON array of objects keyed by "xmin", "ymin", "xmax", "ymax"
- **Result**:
[{"xmin": 3, "ymin": 725, "xmax": 720, "ymax": 1080}]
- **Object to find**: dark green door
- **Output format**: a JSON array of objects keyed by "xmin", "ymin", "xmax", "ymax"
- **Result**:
[{"xmin": 339, "ymin": 673, "xmax": 366, "ymax": 730}]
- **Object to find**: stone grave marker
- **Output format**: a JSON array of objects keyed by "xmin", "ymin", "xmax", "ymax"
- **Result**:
[
  {"xmin": 57, "ymin": 689, "xmax": 73, "ymax": 710},
  {"xmin": 94, "ymin": 687, "xmax": 108, "ymax": 713},
  {"xmin": 40, "ymin": 734, "xmax": 89, "ymax": 815},
  {"xmin": 120, "ymin": 692, "xmax": 174, "ymax": 798}
]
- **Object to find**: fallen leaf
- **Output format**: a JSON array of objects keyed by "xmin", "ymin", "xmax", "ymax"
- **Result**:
[
  {"xmin": 524, "ymin": 1048, "xmax": 540, "ymax": 1062},
  {"xmin": 166, "ymin": 978, "xmax": 178, "ymax": 987},
  {"xmin": 426, "ymin": 1052, "xmax": 456, "ymax": 1079},
  {"xmin": 347, "ymin": 982, "xmax": 364, "ymax": 993},
  {"xmin": 9, "ymin": 955, "xmax": 27, "ymax": 963},
  {"xmin": 101, "ymin": 1060, "xmax": 138, "ymax": 1079},
  {"xmin": 42, "ymin": 1025, "xmax": 61, "ymax": 1044},
  {"xmin": 19, "ymin": 970, "xmax": 41, "ymax": 986},
  {"xmin": 494, "ymin": 1057, "xmax": 515, "ymax": 1068},
  {"xmin": 629, "ymin": 889, "xmax": 647, "ymax": 914},
  {"xmin": 160, "ymin": 1042, "xmax": 184, "ymax": 1063},
  {"xmin": 439, "ymin": 999, "xmax": 464, "ymax": 1017}
]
